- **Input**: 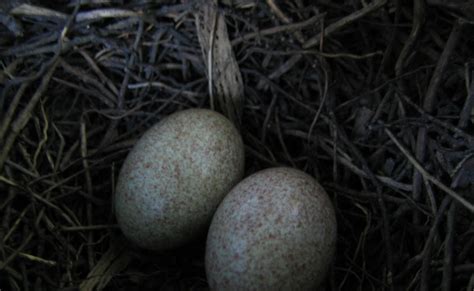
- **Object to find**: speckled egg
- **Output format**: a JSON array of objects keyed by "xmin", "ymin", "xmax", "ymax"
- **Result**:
[
  {"xmin": 115, "ymin": 109, "xmax": 244, "ymax": 251},
  {"xmin": 205, "ymin": 167, "xmax": 337, "ymax": 290}
]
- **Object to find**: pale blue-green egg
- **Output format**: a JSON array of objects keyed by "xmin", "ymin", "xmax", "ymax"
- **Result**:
[
  {"xmin": 206, "ymin": 167, "xmax": 337, "ymax": 290},
  {"xmin": 115, "ymin": 109, "xmax": 244, "ymax": 251}
]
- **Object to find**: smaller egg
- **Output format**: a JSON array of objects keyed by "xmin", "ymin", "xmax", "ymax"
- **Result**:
[{"xmin": 205, "ymin": 167, "xmax": 337, "ymax": 290}]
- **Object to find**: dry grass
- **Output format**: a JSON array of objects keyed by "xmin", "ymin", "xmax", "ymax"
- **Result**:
[{"xmin": 1, "ymin": 0, "xmax": 473, "ymax": 290}]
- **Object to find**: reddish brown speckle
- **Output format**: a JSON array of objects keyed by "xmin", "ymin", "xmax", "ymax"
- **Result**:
[
  {"xmin": 115, "ymin": 109, "xmax": 245, "ymax": 251},
  {"xmin": 232, "ymin": 253, "xmax": 240, "ymax": 260},
  {"xmin": 276, "ymin": 214, "xmax": 283, "ymax": 224},
  {"xmin": 205, "ymin": 167, "xmax": 337, "ymax": 290}
]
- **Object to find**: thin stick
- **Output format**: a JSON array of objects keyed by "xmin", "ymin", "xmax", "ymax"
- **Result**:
[
  {"xmin": 0, "ymin": 233, "xmax": 33, "ymax": 271},
  {"xmin": 80, "ymin": 120, "xmax": 95, "ymax": 271},
  {"xmin": 231, "ymin": 14, "xmax": 324, "ymax": 46},
  {"xmin": 266, "ymin": 0, "xmax": 291, "ymax": 23},
  {"xmin": 308, "ymin": 67, "xmax": 329, "ymax": 141},
  {"xmin": 423, "ymin": 21, "xmax": 463, "ymax": 113},
  {"xmin": 458, "ymin": 73, "xmax": 474, "ymax": 129},
  {"xmin": 336, "ymin": 123, "xmax": 394, "ymax": 290},
  {"xmin": 396, "ymin": 92, "xmax": 473, "ymax": 143},
  {"xmin": 265, "ymin": 0, "xmax": 306, "ymax": 43},
  {"xmin": 208, "ymin": 4, "xmax": 218, "ymax": 111},
  {"xmin": 442, "ymin": 202, "xmax": 456, "ymax": 291},
  {"xmin": 264, "ymin": 0, "xmax": 387, "ymax": 83},
  {"xmin": 394, "ymin": 0, "xmax": 425, "ymax": 77},
  {"xmin": 0, "ymin": 260, "xmax": 22, "ymax": 280},
  {"xmin": 0, "ymin": 82, "xmax": 29, "ymax": 142},
  {"xmin": 385, "ymin": 127, "xmax": 474, "ymax": 213},
  {"xmin": 77, "ymin": 49, "xmax": 119, "ymax": 96},
  {"xmin": 0, "ymin": 59, "xmax": 59, "ymax": 171},
  {"xmin": 411, "ymin": 22, "xmax": 464, "ymax": 240},
  {"xmin": 3, "ymin": 248, "xmax": 57, "ymax": 267},
  {"xmin": 99, "ymin": 19, "xmax": 144, "ymax": 148},
  {"xmin": 59, "ymin": 60, "xmax": 116, "ymax": 107},
  {"xmin": 419, "ymin": 196, "xmax": 452, "ymax": 291},
  {"xmin": 303, "ymin": 0, "xmax": 388, "ymax": 49},
  {"xmin": 11, "ymin": 4, "xmax": 139, "ymax": 23},
  {"xmin": 61, "ymin": 224, "xmax": 119, "ymax": 232}
]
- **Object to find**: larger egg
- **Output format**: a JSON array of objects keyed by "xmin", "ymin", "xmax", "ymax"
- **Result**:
[
  {"xmin": 115, "ymin": 109, "xmax": 244, "ymax": 251},
  {"xmin": 205, "ymin": 167, "xmax": 337, "ymax": 290}
]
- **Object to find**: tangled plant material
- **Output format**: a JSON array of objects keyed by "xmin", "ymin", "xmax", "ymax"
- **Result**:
[{"xmin": 0, "ymin": 0, "xmax": 473, "ymax": 290}]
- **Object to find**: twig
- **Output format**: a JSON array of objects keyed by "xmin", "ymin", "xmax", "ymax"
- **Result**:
[
  {"xmin": 303, "ymin": 0, "xmax": 388, "ymax": 49},
  {"xmin": 231, "ymin": 14, "xmax": 324, "ymax": 46},
  {"xmin": 80, "ymin": 120, "xmax": 95, "ymax": 271},
  {"xmin": 419, "ymin": 196, "xmax": 452, "ymax": 291},
  {"xmin": 385, "ymin": 127, "xmax": 474, "ymax": 212},
  {"xmin": 274, "ymin": 111, "xmax": 296, "ymax": 167},
  {"xmin": 0, "ymin": 233, "xmax": 33, "ymax": 271},
  {"xmin": 396, "ymin": 92, "xmax": 473, "ymax": 143},
  {"xmin": 3, "ymin": 248, "xmax": 57, "ymax": 267},
  {"xmin": 77, "ymin": 49, "xmax": 119, "ymax": 96},
  {"xmin": 127, "ymin": 82, "xmax": 202, "ymax": 98},
  {"xmin": 0, "ymin": 60, "xmax": 59, "ymax": 171},
  {"xmin": 75, "ymin": 8, "xmax": 139, "ymax": 22},
  {"xmin": 458, "ymin": 71, "xmax": 474, "ymax": 129},
  {"xmin": 208, "ymin": 3, "xmax": 218, "ymax": 110},
  {"xmin": 10, "ymin": 4, "xmax": 68, "ymax": 21},
  {"xmin": 59, "ymin": 59, "xmax": 116, "ymax": 107},
  {"xmin": 265, "ymin": 0, "xmax": 306, "ymax": 43},
  {"xmin": 99, "ymin": 19, "xmax": 144, "ymax": 148},
  {"xmin": 3, "ymin": 207, "xmax": 29, "ymax": 243},
  {"xmin": 266, "ymin": 0, "xmax": 291, "ymax": 23},
  {"xmin": 259, "ymin": 54, "xmax": 302, "ymax": 85},
  {"xmin": 0, "ymin": 11, "xmax": 23, "ymax": 37},
  {"xmin": 308, "ymin": 66, "xmax": 329, "ymax": 141},
  {"xmin": 394, "ymin": 0, "xmax": 425, "ymax": 77},
  {"xmin": 423, "ymin": 21, "xmax": 463, "ymax": 113},
  {"xmin": 0, "ymin": 259, "xmax": 22, "ymax": 280},
  {"xmin": 61, "ymin": 224, "xmax": 119, "ymax": 232},
  {"xmin": 335, "ymin": 122, "xmax": 394, "ymax": 290},
  {"xmin": 1, "ymin": 32, "xmax": 58, "ymax": 56},
  {"xmin": 412, "ymin": 20, "xmax": 463, "ymax": 206},
  {"xmin": 442, "ymin": 202, "xmax": 456, "ymax": 291},
  {"xmin": 10, "ymin": 4, "xmax": 139, "ymax": 23},
  {"xmin": 264, "ymin": 0, "xmax": 387, "ymax": 84},
  {"xmin": 375, "ymin": 0, "xmax": 400, "ymax": 83},
  {"xmin": 0, "ymin": 82, "xmax": 29, "ymax": 143}
]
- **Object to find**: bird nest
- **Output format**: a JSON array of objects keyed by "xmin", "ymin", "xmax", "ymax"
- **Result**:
[{"xmin": 1, "ymin": 0, "xmax": 473, "ymax": 290}]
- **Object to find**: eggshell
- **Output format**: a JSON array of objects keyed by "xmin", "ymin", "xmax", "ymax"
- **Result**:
[
  {"xmin": 115, "ymin": 109, "xmax": 244, "ymax": 251},
  {"xmin": 205, "ymin": 167, "xmax": 337, "ymax": 290}
]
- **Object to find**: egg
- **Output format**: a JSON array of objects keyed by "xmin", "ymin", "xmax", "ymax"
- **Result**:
[
  {"xmin": 205, "ymin": 167, "xmax": 337, "ymax": 290},
  {"xmin": 115, "ymin": 109, "xmax": 245, "ymax": 251}
]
